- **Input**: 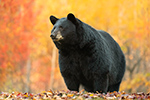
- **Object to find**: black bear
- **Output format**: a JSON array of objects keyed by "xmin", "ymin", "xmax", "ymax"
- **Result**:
[{"xmin": 49, "ymin": 13, "xmax": 125, "ymax": 93}]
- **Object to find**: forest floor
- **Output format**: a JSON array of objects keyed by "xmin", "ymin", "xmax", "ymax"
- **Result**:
[{"xmin": 0, "ymin": 89, "xmax": 150, "ymax": 100}]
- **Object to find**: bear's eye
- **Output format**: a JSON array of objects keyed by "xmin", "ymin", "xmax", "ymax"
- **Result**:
[{"xmin": 59, "ymin": 26, "xmax": 63, "ymax": 30}]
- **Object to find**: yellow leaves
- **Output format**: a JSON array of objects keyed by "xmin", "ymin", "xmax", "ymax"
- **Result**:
[
  {"xmin": 89, "ymin": 93, "xmax": 93, "ymax": 97},
  {"xmin": 145, "ymin": 82, "xmax": 150, "ymax": 86},
  {"xmin": 67, "ymin": 93, "xmax": 74, "ymax": 97},
  {"xmin": 146, "ymin": 73, "xmax": 150, "ymax": 77},
  {"xmin": 24, "ymin": 93, "xmax": 28, "ymax": 98},
  {"xmin": 120, "ymin": 73, "xmax": 150, "ymax": 92}
]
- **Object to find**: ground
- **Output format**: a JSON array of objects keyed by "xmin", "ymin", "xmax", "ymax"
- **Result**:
[{"xmin": 0, "ymin": 90, "xmax": 150, "ymax": 99}]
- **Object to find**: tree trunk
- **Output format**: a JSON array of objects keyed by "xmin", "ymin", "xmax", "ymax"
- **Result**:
[
  {"xmin": 26, "ymin": 57, "xmax": 31, "ymax": 92},
  {"xmin": 49, "ymin": 46, "xmax": 57, "ymax": 90}
]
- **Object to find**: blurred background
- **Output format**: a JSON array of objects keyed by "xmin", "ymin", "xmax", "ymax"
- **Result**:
[{"xmin": 0, "ymin": 0, "xmax": 150, "ymax": 93}]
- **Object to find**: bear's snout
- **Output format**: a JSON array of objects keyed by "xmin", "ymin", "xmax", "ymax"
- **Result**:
[
  {"xmin": 50, "ymin": 31, "xmax": 63, "ymax": 41},
  {"xmin": 50, "ymin": 34, "xmax": 56, "ymax": 39}
]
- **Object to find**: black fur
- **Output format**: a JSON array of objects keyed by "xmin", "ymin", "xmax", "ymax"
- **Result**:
[
  {"xmin": 49, "ymin": 13, "xmax": 125, "ymax": 93},
  {"xmin": 50, "ymin": 15, "xmax": 59, "ymax": 25}
]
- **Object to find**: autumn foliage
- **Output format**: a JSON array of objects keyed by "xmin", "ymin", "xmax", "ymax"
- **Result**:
[
  {"xmin": 0, "ymin": 0, "xmax": 150, "ymax": 93},
  {"xmin": 0, "ymin": 0, "xmax": 35, "ymax": 91}
]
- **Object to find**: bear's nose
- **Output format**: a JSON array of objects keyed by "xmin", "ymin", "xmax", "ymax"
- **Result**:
[{"xmin": 50, "ymin": 34, "xmax": 56, "ymax": 39}]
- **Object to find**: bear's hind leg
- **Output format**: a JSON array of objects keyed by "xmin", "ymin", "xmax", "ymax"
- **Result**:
[
  {"xmin": 93, "ymin": 74, "xmax": 109, "ymax": 93},
  {"xmin": 107, "ymin": 82, "xmax": 121, "ymax": 92}
]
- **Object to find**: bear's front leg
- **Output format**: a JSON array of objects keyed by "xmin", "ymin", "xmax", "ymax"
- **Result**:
[
  {"xmin": 93, "ymin": 73, "xmax": 109, "ymax": 93},
  {"xmin": 63, "ymin": 75, "xmax": 80, "ymax": 91}
]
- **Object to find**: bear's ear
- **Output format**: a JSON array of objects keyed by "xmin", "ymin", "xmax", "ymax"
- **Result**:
[
  {"xmin": 50, "ymin": 15, "xmax": 59, "ymax": 25},
  {"xmin": 67, "ymin": 13, "xmax": 78, "ymax": 26}
]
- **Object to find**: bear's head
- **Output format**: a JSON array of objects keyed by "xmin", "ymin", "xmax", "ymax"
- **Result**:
[{"xmin": 49, "ymin": 13, "xmax": 80, "ymax": 45}]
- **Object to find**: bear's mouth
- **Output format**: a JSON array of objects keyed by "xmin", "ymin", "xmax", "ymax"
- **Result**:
[
  {"xmin": 53, "ymin": 37, "xmax": 63, "ymax": 42},
  {"xmin": 50, "ymin": 34, "xmax": 64, "ymax": 42},
  {"xmin": 52, "ymin": 36, "xmax": 64, "ymax": 42}
]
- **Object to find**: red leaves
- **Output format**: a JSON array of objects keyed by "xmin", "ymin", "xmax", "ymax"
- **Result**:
[
  {"xmin": 0, "ymin": 90, "xmax": 150, "ymax": 99},
  {"xmin": 0, "ymin": 0, "xmax": 33, "ymax": 67},
  {"xmin": 0, "ymin": 0, "xmax": 36, "ymax": 90}
]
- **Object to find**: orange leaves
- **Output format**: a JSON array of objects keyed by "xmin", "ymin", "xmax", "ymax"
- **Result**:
[
  {"xmin": 120, "ymin": 73, "xmax": 150, "ymax": 92},
  {"xmin": 0, "ymin": 0, "xmax": 35, "ymax": 63}
]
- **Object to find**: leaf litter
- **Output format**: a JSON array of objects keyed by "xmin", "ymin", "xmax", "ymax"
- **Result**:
[{"xmin": 0, "ymin": 89, "xmax": 150, "ymax": 99}]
